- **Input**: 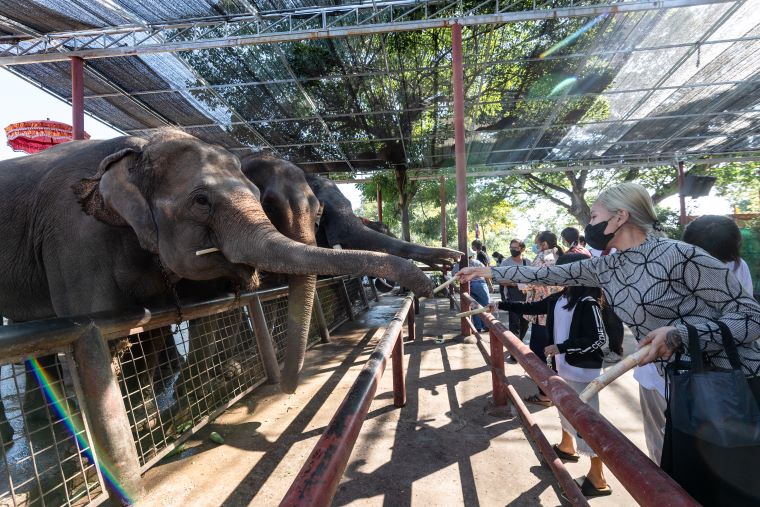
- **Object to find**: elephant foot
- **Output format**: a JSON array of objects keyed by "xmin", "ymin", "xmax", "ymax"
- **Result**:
[
  {"xmin": 127, "ymin": 390, "xmax": 159, "ymax": 434},
  {"xmin": 222, "ymin": 359, "xmax": 243, "ymax": 380}
]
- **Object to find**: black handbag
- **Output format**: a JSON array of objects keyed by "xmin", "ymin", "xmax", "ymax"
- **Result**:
[{"xmin": 666, "ymin": 321, "xmax": 760, "ymax": 448}]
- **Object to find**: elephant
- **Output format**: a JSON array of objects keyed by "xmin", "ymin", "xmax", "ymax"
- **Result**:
[
  {"xmin": 0, "ymin": 130, "xmax": 434, "ymax": 441},
  {"xmin": 304, "ymin": 174, "xmax": 461, "ymax": 270}
]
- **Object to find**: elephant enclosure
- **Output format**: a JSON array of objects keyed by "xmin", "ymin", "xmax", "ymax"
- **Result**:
[{"xmin": 0, "ymin": 276, "xmax": 369, "ymax": 507}]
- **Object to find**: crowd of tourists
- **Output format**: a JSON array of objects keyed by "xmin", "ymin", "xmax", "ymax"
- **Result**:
[{"xmin": 455, "ymin": 182, "xmax": 760, "ymax": 505}]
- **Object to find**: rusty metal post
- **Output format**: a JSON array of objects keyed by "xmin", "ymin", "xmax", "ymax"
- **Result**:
[
  {"xmin": 489, "ymin": 329, "xmax": 507, "ymax": 407},
  {"xmin": 72, "ymin": 325, "xmax": 144, "ymax": 504},
  {"xmin": 677, "ymin": 160, "xmax": 687, "ymax": 225},
  {"xmin": 392, "ymin": 330, "xmax": 406, "ymax": 407},
  {"xmin": 376, "ymin": 188, "xmax": 383, "ymax": 223},
  {"xmin": 312, "ymin": 292, "xmax": 331, "ymax": 344},
  {"xmin": 452, "ymin": 23, "xmax": 469, "ymax": 336},
  {"xmin": 70, "ymin": 57, "xmax": 85, "ymax": 140},
  {"xmin": 249, "ymin": 297, "xmax": 281, "ymax": 384}
]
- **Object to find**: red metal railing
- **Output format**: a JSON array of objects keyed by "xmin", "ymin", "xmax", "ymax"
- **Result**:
[
  {"xmin": 280, "ymin": 294, "xmax": 414, "ymax": 507},
  {"xmin": 460, "ymin": 292, "xmax": 698, "ymax": 507}
]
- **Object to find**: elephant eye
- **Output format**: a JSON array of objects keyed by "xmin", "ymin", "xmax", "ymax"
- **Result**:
[{"xmin": 194, "ymin": 194, "xmax": 210, "ymax": 206}]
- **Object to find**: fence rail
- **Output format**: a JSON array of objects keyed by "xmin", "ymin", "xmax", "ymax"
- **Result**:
[
  {"xmin": 459, "ymin": 292, "xmax": 698, "ymax": 507},
  {"xmin": 0, "ymin": 275, "xmax": 369, "ymax": 507},
  {"xmin": 280, "ymin": 293, "xmax": 414, "ymax": 507}
]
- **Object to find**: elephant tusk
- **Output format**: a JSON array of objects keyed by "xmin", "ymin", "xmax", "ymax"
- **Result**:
[
  {"xmin": 196, "ymin": 247, "xmax": 221, "ymax": 256},
  {"xmin": 332, "ymin": 244, "xmax": 343, "ymax": 250}
]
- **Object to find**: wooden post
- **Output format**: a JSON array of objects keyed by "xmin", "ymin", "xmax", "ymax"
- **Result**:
[
  {"xmin": 489, "ymin": 329, "xmax": 507, "ymax": 406},
  {"xmin": 312, "ymin": 292, "xmax": 331, "ymax": 344},
  {"xmin": 392, "ymin": 330, "xmax": 406, "ymax": 407},
  {"xmin": 73, "ymin": 325, "xmax": 144, "ymax": 503},
  {"xmin": 249, "ymin": 297, "xmax": 281, "ymax": 384}
]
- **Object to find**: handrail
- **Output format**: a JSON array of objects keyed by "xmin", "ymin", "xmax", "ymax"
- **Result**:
[
  {"xmin": 0, "ymin": 275, "xmax": 353, "ymax": 363},
  {"xmin": 280, "ymin": 294, "xmax": 414, "ymax": 507},
  {"xmin": 460, "ymin": 293, "xmax": 698, "ymax": 507}
]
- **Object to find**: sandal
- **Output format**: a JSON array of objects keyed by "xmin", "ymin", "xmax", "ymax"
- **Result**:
[
  {"xmin": 523, "ymin": 393, "xmax": 552, "ymax": 407},
  {"xmin": 552, "ymin": 444, "xmax": 580, "ymax": 462},
  {"xmin": 579, "ymin": 477, "xmax": 612, "ymax": 497}
]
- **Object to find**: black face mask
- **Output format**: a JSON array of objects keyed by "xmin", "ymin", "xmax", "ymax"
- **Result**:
[
  {"xmin": 584, "ymin": 221, "xmax": 616, "ymax": 250},
  {"xmin": 509, "ymin": 249, "xmax": 521, "ymax": 258}
]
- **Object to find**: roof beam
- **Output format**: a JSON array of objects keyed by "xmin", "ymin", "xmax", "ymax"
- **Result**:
[{"xmin": 0, "ymin": 0, "xmax": 735, "ymax": 65}]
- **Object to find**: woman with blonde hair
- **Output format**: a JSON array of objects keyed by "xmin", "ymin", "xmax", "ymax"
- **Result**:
[{"xmin": 457, "ymin": 182, "xmax": 760, "ymax": 505}]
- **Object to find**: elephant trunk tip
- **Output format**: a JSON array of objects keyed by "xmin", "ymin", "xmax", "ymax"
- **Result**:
[{"xmin": 280, "ymin": 376, "xmax": 299, "ymax": 394}]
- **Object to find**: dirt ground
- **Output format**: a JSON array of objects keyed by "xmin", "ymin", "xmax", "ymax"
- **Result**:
[{"xmin": 137, "ymin": 294, "xmax": 649, "ymax": 507}]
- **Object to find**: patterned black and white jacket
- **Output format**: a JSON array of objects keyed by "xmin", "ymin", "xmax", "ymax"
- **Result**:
[{"xmin": 491, "ymin": 236, "xmax": 760, "ymax": 376}]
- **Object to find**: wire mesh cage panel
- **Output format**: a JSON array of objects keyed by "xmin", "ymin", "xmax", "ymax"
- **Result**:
[
  {"xmin": 316, "ymin": 282, "xmax": 350, "ymax": 332},
  {"xmin": 344, "ymin": 277, "xmax": 369, "ymax": 317},
  {"xmin": 113, "ymin": 307, "xmax": 267, "ymax": 468},
  {"xmin": 0, "ymin": 354, "xmax": 104, "ymax": 507}
]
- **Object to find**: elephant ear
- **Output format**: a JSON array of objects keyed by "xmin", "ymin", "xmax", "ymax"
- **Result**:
[{"xmin": 72, "ymin": 147, "xmax": 159, "ymax": 253}]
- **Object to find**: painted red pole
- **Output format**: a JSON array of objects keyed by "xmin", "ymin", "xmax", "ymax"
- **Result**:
[
  {"xmin": 392, "ymin": 330, "xmax": 406, "ymax": 407},
  {"xmin": 376, "ymin": 188, "xmax": 383, "ymax": 223},
  {"xmin": 461, "ymin": 293, "xmax": 698, "ymax": 507},
  {"xmin": 452, "ymin": 23, "xmax": 469, "ymax": 336},
  {"xmin": 70, "ymin": 57, "xmax": 85, "ymax": 140},
  {"xmin": 677, "ymin": 161, "xmax": 687, "ymax": 225},
  {"xmin": 489, "ymin": 329, "xmax": 507, "ymax": 407}
]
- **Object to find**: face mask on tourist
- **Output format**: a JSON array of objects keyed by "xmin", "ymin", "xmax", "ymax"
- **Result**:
[
  {"xmin": 510, "ymin": 249, "xmax": 521, "ymax": 258},
  {"xmin": 584, "ymin": 220, "xmax": 619, "ymax": 250},
  {"xmin": 531, "ymin": 244, "xmax": 540, "ymax": 254}
]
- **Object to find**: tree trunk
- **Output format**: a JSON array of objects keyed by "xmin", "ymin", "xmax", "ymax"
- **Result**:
[{"xmin": 395, "ymin": 167, "xmax": 412, "ymax": 242}]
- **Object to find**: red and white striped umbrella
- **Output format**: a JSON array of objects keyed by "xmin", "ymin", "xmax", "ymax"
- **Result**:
[{"xmin": 4, "ymin": 120, "xmax": 90, "ymax": 154}]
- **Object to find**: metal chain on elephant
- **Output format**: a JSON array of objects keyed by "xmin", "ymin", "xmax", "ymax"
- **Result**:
[{"xmin": 159, "ymin": 259, "xmax": 184, "ymax": 332}]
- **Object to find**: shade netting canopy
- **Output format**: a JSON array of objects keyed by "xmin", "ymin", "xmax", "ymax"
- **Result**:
[{"xmin": 0, "ymin": 0, "xmax": 758, "ymax": 176}]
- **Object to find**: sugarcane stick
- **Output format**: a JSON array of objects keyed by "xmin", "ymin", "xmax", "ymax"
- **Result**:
[
  {"xmin": 433, "ymin": 276, "xmax": 458, "ymax": 294},
  {"xmin": 579, "ymin": 344, "xmax": 653, "ymax": 402},
  {"xmin": 455, "ymin": 306, "xmax": 490, "ymax": 318},
  {"xmin": 196, "ymin": 247, "xmax": 221, "ymax": 256}
]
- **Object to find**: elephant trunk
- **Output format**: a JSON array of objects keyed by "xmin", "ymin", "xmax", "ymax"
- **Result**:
[
  {"xmin": 339, "ymin": 216, "xmax": 460, "ymax": 268},
  {"xmin": 215, "ymin": 192, "xmax": 434, "ymax": 294},
  {"xmin": 280, "ymin": 274, "xmax": 316, "ymax": 394}
]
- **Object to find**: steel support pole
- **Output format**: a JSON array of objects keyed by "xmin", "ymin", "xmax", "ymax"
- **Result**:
[
  {"xmin": 249, "ymin": 297, "xmax": 282, "ymax": 384},
  {"xmin": 376, "ymin": 188, "xmax": 383, "ymax": 223},
  {"xmin": 70, "ymin": 57, "xmax": 85, "ymax": 140},
  {"xmin": 678, "ymin": 161, "xmax": 687, "ymax": 225},
  {"xmin": 452, "ymin": 23, "xmax": 470, "ymax": 336},
  {"xmin": 72, "ymin": 325, "xmax": 144, "ymax": 504},
  {"xmin": 339, "ymin": 279, "xmax": 355, "ymax": 321},
  {"xmin": 313, "ymin": 292, "xmax": 332, "ymax": 344}
]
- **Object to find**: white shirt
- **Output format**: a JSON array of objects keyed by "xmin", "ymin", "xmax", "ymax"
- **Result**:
[
  {"xmin": 553, "ymin": 295, "xmax": 602, "ymax": 383},
  {"xmin": 726, "ymin": 258, "xmax": 754, "ymax": 296}
]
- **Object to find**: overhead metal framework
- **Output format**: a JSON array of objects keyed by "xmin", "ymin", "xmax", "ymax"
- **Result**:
[{"xmin": 1, "ymin": 0, "xmax": 759, "ymax": 176}]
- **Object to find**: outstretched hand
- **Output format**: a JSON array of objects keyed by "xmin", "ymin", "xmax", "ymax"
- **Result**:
[
  {"xmin": 455, "ymin": 266, "xmax": 492, "ymax": 282},
  {"xmin": 638, "ymin": 326, "xmax": 680, "ymax": 365}
]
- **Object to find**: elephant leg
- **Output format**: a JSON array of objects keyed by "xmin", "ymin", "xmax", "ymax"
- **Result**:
[
  {"xmin": 119, "ymin": 338, "xmax": 160, "ymax": 433},
  {"xmin": 176, "ymin": 316, "xmax": 223, "ymax": 407}
]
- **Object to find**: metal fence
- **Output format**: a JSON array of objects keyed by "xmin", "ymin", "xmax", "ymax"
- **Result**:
[{"xmin": 0, "ymin": 276, "xmax": 369, "ymax": 506}]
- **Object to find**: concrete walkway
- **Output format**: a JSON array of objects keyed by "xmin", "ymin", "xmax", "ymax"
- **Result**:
[{"xmin": 138, "ymin": 294, "xmax": 650, "ymax": 507}]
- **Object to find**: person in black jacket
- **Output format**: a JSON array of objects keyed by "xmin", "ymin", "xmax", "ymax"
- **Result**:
[{"xmin": 497, "ymin": 253, "xmax": 611, "ymax": 497}]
